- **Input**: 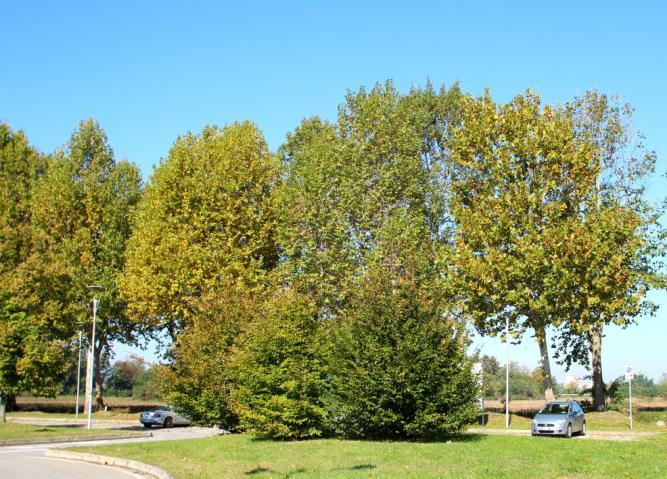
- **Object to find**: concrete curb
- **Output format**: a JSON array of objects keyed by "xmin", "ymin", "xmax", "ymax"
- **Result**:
[
  {"xmin": 0, "ymin": 431, "xmax": 152, "ymax": 447},
  {"xmin": 45, "ymin": 449, "xmax": 173, "ymax": 479}
]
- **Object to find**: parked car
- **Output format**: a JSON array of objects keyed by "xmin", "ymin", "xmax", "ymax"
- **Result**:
[
  {"xmin": 139, "ymin": 406, "xmax": 191, "ymax": 428},
  {"xmin": 531, "ymin": 401, "xmax": 586, "ymax": 438}
]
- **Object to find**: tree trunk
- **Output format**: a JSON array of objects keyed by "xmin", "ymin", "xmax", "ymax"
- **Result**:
[
  {"xmin": 84, "ymin": 338, "xmax": 106, "ymax": 412},
  {"xmin": 590, "ymin": 322, "xmax": 605, "ymax": 411},
  {"xmin": 535, "ymin": 324, "xmax": 555, "ymax": 401},
  {"xmin": 84, "ymin": 341, "xmax": 93, "ymax": 414},
  {"xmin": 93, "ymin": 340, "xmax": 106, "ymax": 410}
]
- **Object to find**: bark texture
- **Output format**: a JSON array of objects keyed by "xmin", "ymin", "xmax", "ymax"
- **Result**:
[
  {"xmin": 535, "ymin": 325, "xmax": 555, "ymax": 401},
  {"xmin": 590, "ymin": 323, "xmax": 605, "ymax": 411}
]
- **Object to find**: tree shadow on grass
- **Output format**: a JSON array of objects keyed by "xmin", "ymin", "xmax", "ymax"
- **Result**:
[
  {"xmin": 245, "ymin": 465, "xmax": 376, "ymax": 478},
  {"xmin": 245, "ymin": 466, "xmax": 274, "ymax": 475}
]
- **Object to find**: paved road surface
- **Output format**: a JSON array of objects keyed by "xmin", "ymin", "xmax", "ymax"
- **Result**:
[
  {"xmin": 0, "ymin": 426, "xmax": 222, "ymax": 478},
  {"xmin": 0, "ymin": 443, "xmax": 145, "ymax": 478}
]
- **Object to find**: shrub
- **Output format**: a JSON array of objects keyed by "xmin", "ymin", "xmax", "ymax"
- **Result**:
[
  {"xmin": 326, "ymin": 264, "xmax": 480, "ymax": 440},
  {"xmin": 230, "ymin": 291, "xmax": 330, "ymax": 440},
  {"xmin": 160, "ymin": 289, "xmax": 261, "ymax": 428}
]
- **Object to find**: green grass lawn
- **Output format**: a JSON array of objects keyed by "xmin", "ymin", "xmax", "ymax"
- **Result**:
[
  {"xmin": 479, "ymin": 410, "xmax": 667, "ymax": 432},
  {"xmin": 71, "ymin": 432, "xmax": 667, "ymax": 478},
  {"xmin": 0, "ymin": 422, "xmax": 134, "ymax": 441},
  {"xmin": 8, "ymin": 410, "xmax": 140, "ymax": 421}
]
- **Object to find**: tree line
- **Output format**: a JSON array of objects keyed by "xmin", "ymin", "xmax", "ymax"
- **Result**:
[{"xmin": 0, "ymin": 80, "xmax": 663, "ymax": 437}]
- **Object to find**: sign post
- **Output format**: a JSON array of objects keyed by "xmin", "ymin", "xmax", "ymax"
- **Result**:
[
  {"xmin": 472, "ymin": 362, "xmax": 484, "ymax": 426},
  {"xmin": 625, "ymin": 365, "xmax": 634, "ymax": 431}
]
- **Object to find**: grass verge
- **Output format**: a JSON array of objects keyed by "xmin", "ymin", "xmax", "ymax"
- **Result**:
[
  {"xmin": 70, "ymin": 432, "xmax": 667, "ymax": 478},
  {"xmin": 8, "ymin": 410, "xmax": 140, "ymax": 421},
  {"xmin": 0, "ymin": 422, "xmax": 135, "ymax": 441}
]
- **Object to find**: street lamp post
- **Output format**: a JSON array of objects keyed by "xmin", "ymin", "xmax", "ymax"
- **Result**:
[
  {"xmin": 86, "ymin": 285, "xmax": 102, "ymax": 430},
  {"xmin": 505, "ymin": 316, "xmax": 510, "ymax": 429}
]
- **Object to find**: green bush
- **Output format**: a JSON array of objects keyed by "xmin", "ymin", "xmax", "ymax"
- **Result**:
[
  {"xmin": 160, "ymin": 289, "xmax": 260, "ymax": 428},
  {"xmin": 607, "ymin": 373, "xmax": 661, "ymax": 409},
  {"xmin": 326, "ymin": 265, "xmax": 480, "ymax": 440},
  {"xmin": 230, "ymin": 291, "xmax": 330, "ymax": 440}
]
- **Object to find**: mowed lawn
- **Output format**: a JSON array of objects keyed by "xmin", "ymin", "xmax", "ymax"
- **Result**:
[
  {"xmin": 7, "ymin": 410, "xmax": 140, "ymax": 421},
  {"xmin": 71, "ymin": 432, "xmax": 667, "ymax": 478},
  {"xmin": 0, "ymin": 422, "xmax": 130, "ymax": 441}
]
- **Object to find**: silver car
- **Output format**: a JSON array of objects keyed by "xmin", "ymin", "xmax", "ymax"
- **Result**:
[
  {"xmin": 140, "ymin": 406, "xmax": 191, "ymax": 428},
  {"xmin": 531, "ymin": 401, "xmax": 586, "ymax": 438}
]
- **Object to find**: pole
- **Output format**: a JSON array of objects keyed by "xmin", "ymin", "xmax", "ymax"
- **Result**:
[
  {"xmin": 75, "ymin": 330, "xmax": 82, "ymax": 419},
  {"xmin": 629, "ymin": 378, "xmax": 633, "ymax": 431},
  {"xmin": 505, "ymin": 316, "xmax": 510, "ymax": 429},
  {"xmin": 87, "ymin": 298, "xmax": 98, "ymax": 430},
  {"xmin": 0, "ymin": 391, "xmax": 5, "ymax": 424}
]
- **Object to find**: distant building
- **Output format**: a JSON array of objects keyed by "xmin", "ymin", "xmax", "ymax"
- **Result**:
[{"xmin": 563, "ymin": 374, "xmax": 593, "ymax": 392}]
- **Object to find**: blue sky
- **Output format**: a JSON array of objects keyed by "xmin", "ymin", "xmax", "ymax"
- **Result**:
[{"xmin": 2, "ymin": 1, "xmax": 665, "ymax": 382}]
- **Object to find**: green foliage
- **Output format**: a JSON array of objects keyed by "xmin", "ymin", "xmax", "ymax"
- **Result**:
[
  {"xmin": 230, "ymin": 291, "xmax": 330, "ymax": 440},
  {"xmin": 26, "ymin": 119, "xmax": 143, "ymax": 406},
  {"xmin": 160, "ymin": 288, "xmax": 258, "ymax": 428},
  {"xmin": 131, "ymin": 365, "xmax": 161, "ymax": 400},
  {"xmin": 479, "ymin": 357, "xmax": 548, "ymax": 400},
  {"xmin": 550, "ymin": 92, "xmax": 664, "ymax": 365},
  {"xmin": 660, "ymin": 374, "xmax": 667, "ymax": 398},
  {"xmin": 0, "ymin": 122, "xmax": 70, "ymax": 398},
  {"xmin": 122, "ymin": 122, "xmax": 279, "ymax": 339},
  {"xmin": 103, "ymin": 355, "xmax": 159, "ymax": 398},
  {"xmin": 326, "ymin": 211, "xmax": 479, "ymax": 439},
  {"xmin": 607, "ymin": 374, "xmax": 661, "ymax": 405},
  {"xmin": 448, "ymin": 91, "xmax": 599, "ymax": 397}
]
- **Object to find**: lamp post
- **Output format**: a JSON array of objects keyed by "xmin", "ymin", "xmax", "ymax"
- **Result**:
[
  {"xmin": 505, "ymin": 316, "xmax": 510, "ymax": 429},
  {"xmin": 86, "ymin": 285, "xmax": 102, "ymax": 430}
]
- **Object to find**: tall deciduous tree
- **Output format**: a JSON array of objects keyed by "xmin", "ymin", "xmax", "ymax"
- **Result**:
[
  {"xmin": 122, "ymin": 122, "xmax": 279, "ymax": 340},
  {"xmin": 0, "ymin": 122, "xmax": 56, "ymax": 420},
  {"xmin": 30, "ymin": 119, "xmax": 142, "ymax": 408},
  {"xmin": 277, "ymin": 82, "xmax": 463, "ymax": 317},
  {"xmin": 448, "ymin": 91, "xmax": 598, "ymax": 400},
  {"xmin": 551, "ymin": 92, "xmax": 665, "ymax": 410}
]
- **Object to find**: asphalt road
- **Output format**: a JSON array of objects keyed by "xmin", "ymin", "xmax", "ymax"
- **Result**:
[
  {"xmin": 0, "ymin": 424, "xmax": 222, "ymax": 478},
  {"xmin": 0, "ymin": 443, "xmax": 145, "ymax": 478}
]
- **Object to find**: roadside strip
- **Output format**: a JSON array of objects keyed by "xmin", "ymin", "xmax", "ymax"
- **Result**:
[
  {"xmin": 44, "ymin": 449, "xmax": 173, "ymax": 479},
  {"xmin": 0, "ymin": 431, "xmax": 151, "ymax": 447}
]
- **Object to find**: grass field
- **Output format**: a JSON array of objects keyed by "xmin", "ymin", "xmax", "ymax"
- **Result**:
[
  {"xmin": 7, "ymin": 410, "xmax": 140, "ymax": 421},
  {"xmin": 0, "ymin": 422, "xmax": 132, "ymax": 441},
  {"xmin": 70, "ymin": 432, "xmax": 667, "ymax": 478}
]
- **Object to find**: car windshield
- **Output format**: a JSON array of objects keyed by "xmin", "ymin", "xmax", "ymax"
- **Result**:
[{"xmin": 538, "ymin": 403, "xmax": 569, "ymax": 415}]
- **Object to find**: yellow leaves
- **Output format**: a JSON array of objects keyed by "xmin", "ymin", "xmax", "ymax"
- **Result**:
[{"xmin": 122, "ymin": 122, "xmax": 279, "ymax": 336}]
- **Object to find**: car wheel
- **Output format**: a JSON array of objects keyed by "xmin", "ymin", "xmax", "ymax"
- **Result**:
[
  {"xmin": 565, "ymin": 424, "xmax": 572, "ymax": 438},
  {"xmin": 581, "ymin": 422, "xmax": 586, "ymax": 436},
  {"xmin": 163, "ymin": 417, "xmax": 173, "ymax": 428},
  {"xmin": 143, "ymin": 424, "xmax": 152, "ymax": 428}
]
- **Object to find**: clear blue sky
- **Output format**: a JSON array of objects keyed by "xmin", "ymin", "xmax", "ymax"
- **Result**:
[{"xmin": 2, "ymin": 1, "xmax": 665, "ymax": 382}]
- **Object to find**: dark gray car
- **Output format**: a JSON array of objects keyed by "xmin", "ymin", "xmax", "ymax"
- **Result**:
[{"xmin": 531, "ymin": 401, "xmax": 586, "ymax": 438}]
